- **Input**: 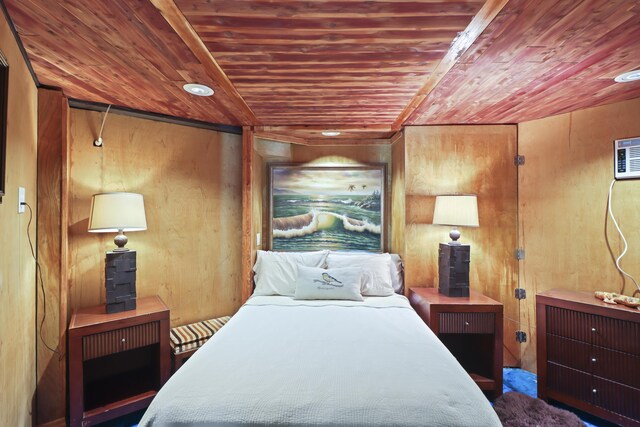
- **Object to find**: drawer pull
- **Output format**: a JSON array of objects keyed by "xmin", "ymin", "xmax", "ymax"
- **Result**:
[
  {"xmin": 591, "ymin": 327, "xmax": 596, "ymax": 332},
  {"xmin": 121, "ymin": 338, "xmax": 126, "ymax": 343},
  {"xmin": 591, "ymin": 357, "xmax": 596, "ymax": 362},
  {"xmin": 464, "ymin": 321, "xmax": 470, "ymax": 326},
  {"xmin": 592, "ymin": 389, "xmax": 597, "ymax": 394}
]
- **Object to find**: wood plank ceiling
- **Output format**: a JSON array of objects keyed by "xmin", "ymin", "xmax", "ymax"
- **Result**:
[
  {"xmin": 173, "ymin": 0, "xmax": 484, "ymax": 126},
  {"xmin": 3, "ymin": 0, "xmax": 640, "ymax": 136},
  {"xmin": 408, "ymin": 0, "xmax": 640, "ymax": 124}
]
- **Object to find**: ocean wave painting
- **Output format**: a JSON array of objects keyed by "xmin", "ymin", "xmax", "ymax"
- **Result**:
[{"xmin": 269, "ymin": 165, "xmax": 385, "ymax": 252}]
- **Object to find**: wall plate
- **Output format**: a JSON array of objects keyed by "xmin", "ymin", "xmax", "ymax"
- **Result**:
[{"xmin": 18, "ymin": 187, "xmax": 25, "ymax": 213}]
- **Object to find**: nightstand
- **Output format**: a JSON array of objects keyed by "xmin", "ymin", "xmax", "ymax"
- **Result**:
[
  {"xmin": 68, "ymin": 296, "xmax": 170, "ymax": 426},
  {"xmin": 409, "ymin": 287, "xmax": 503, "ymax": 398}
]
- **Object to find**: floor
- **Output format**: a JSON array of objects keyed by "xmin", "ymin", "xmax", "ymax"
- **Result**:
[
  {"xmin": 502, "ymin": 368, "xmax": 616, "ymax": 427},
  {"xmin": 100, "ymin": 368, "xmax": 616, "ymax": 426}
]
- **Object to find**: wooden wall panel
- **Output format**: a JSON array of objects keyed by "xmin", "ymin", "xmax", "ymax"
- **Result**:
[
  {"xmin": 403, "ymin": 125, "xmax": 519, "ymax": 366},
  {"xmin": 0, "ymin": 10, "xmax": 38, "ymax": 427},
  {"xmin": 252, "ymin": 150, "xmax": 264, "ymax": 254},
  {"xmin": 241, "ymin": 126, "xmax": 256, "ymax": 303},
  {"xmin": 518, "ymin": 97, "xmax": 640, "ymax": 373},
  {"xmin": 68, "ymin": 110, "xmax": 243, "ymax": 327},
  {"xmin": 390, "ymin": 133, "xmax": 406, "ymax": 260},
  {"xmin": 35, "ymin": 88, "xmax": 68, "ymax": 425}
]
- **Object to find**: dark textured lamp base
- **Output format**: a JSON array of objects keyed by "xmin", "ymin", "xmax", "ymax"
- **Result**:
[
  {"xmin": 105, "ymin": 250, "xmax": 137, "ymax": 313},
  {"xmin": 438, "ymin": 243, "xmax": 471, "ymax": 297}
]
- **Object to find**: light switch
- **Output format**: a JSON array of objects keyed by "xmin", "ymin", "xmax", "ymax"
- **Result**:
[{"xmin": 256, "ymin": 233, "xmax": 261, "ymax": 246}]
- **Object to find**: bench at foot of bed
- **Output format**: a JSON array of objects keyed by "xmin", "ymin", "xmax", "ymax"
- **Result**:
[{"xmin": 170, "ymin": 315, "xmax": 231, "ymax": 373}]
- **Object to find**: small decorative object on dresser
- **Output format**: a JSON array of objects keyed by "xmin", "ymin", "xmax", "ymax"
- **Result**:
[
  {"xmin": 68, "ymin": 296, "xmax": 170, "ymax": 427},
  {"xmin": 537, "ymin": 289, "xmax": 640, "ymax": 426},
  {"xmin": 409, "ymin": 287, "xmax": 503, "ymax": 398}
]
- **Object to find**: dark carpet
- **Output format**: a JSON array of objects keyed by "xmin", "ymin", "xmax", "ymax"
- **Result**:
[{"xmin": 494, "ymin": 391, "xmax": 584, "ymax": 426}]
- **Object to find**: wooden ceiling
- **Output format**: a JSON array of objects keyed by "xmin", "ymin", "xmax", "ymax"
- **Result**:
[
  {"xmin": 408, "ymin": 0, "xmax": 640, "ymax": 125},
  {"xmin": 3, "ymin": 0, "xmax": 640, "ymax": 137},
  {"xmin": 173, "ymin": 0, "xmax": 484, "ymax": 126}
]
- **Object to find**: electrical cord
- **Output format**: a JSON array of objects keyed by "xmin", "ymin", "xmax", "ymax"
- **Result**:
[
  {"xmin": 98, "ymin": 104, "xmax": 111, "ymax": 138},
  {"xmin": 93, "ymin": 104, "xmax": 111, "ymax": 146},
  {"xmin": 607, "ymin": 180, "xmax": 640, "ymax": 293},
  {"xmin": 23, "ymin": 202, "xmax": 64, "ymax": 360}
]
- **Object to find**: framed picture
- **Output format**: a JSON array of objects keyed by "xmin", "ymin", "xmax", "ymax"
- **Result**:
[{"xmin": 269, "ymin": 164, "xmax": 386, "ymax": 252}]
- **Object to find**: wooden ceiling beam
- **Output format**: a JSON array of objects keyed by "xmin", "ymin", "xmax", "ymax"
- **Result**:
[
  {"xmin": 255, "ymin": 132, "xmax": 392, "ymax": 147},
  {"xmin": 253, "ymin": 131, "xmax": 308, "ymax": 145},
  {"xmin": 255, "ymin": 125, "xmax": 395, "ymax": 146},
  {"xmin": 149, "ymin": 0, "xmax": 259, "ymax": 124},
  {"xmin": 179, "ymin": 1, "xmax": 484, "ymax": 18},
  {"xmin": 301, "ymin": 138, "xmax": 391, "ymax": 147},
  {"xmin": 256, "ymin": 125, "xmax": 395, "ymax": 133},
  {"xmin": 392, "ymin": 0, "xmax": 511, "ymax": 130}
]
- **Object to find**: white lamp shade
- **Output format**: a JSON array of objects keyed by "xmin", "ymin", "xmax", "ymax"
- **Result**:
[
  {"xmin": 432, "ymin": 195, "xmax": 479, "ymax": 227},
  {"xmin": 88, "ymin": 192, "xmax": 147, "ymax": 233}
]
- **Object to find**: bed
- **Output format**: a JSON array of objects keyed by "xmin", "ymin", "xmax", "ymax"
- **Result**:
[{"xmin": 140, "ymin": 251, "xmax": 500, "ymax": 426}]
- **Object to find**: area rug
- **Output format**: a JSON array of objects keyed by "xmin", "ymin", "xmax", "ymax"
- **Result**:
[{"xmin": 494, "ymin": 391, "xmax": 584, "ymax": 426}]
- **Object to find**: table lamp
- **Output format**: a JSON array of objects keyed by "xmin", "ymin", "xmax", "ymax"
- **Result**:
[
  {"xmin": 88, "ymin": 192, "xmax": 147, "ymax": 313},
  {"xmin": 433, "ymin": 195, "xmax": 479, "ymax": 297}
]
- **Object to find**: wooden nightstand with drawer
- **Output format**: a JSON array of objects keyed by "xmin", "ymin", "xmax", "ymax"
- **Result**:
[
  {"xmin": 537, "ymin": 289, "xmax": 640, "ymax": 426},
  {"xmin": 409, "ymin": 287, "xmax": 503, "ymax": 398},
  {"xmin": 68, "ymin": 296, "xmax": 170, "ymax": 427}
]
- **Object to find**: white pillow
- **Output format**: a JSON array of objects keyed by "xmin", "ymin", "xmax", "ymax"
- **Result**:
[
  {"xmin": 326, "ymin": 252, "xmax": 395, "ymax": 296},
  {"xmin": 294, "ymin": 266, "xmax": 364, "ymax": 301},
  {"xmin": 389, "ymin": 253, "xmax": 404, "ymax": 294},
  {"xmin": 253, "ymin": 250, "xmax": 329, "ymax": 296}
]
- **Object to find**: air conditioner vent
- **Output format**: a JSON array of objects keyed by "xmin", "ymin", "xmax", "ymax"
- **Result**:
[{"xmin": 614, "ymin": 137, "xmax": 640, "ymax": 180}]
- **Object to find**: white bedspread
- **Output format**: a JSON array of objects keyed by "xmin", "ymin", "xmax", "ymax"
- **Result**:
[{"xmin": 140, "ymin": 295, "xmax": 501, "ymax": 426}]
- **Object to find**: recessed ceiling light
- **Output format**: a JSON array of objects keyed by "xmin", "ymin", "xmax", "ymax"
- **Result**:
[
  {"xmin": 614, "ymin": 70, "xmax": 640, "ymax": 83},
  {"xmin": 183, "ymin": 83, "xmax": 214, "ymax": 96},
  {"xmin": 321, "ymin": 130, "xmax": 341, "ymax": 137}
]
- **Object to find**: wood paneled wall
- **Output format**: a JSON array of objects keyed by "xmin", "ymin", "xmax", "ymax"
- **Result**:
[
  {"xmin": 0, "ymin": 10, "xmax": 38, "ymax": 427},
  {"xmin": 36, "ymin": 88, "xmax": 69, "ymax": 425},
  {"xmin": 402, "ymin": 125, "xmax": 519, "ymax": 366},
  {"xmin": 390, "ymin": 133, "xmax": 406, "ymax": 258},
  {"xmin": 241, "ymin": 126, "xmax": 256, "ymax": 303},
  {"xmin": 518, "ymin": 97, "xmax": 640, "ymax": 372},
  {"xmin": 68, "ymin": 110, "xmax": 243, "ymax": 327}
]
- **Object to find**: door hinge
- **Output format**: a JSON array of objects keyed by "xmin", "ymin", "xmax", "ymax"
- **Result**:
[
  {"xmin": 515, "ymin": 248, "xmax": 525, "ymax": 260},
  {"xmin": 515, "ymin": 288, "xmax": 526, "ymax": 300},
  {"xmin": 514, "ymin": 155, "xmax": 525, "ymax": 166},
  {"xmin": 516, "ymin": 331, "xmax": 527, "ymax": 343}
]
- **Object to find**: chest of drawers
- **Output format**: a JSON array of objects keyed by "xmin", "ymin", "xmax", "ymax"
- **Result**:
[{"xmin": 537, "ymin": 289, "xmax": 640, "ymax": 426}]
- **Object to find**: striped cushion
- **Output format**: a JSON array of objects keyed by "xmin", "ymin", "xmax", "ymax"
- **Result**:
[{"xmin": 170, "ymin": 316, "xmax": 231, "ymax": 355}]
